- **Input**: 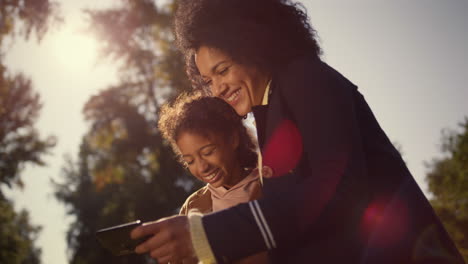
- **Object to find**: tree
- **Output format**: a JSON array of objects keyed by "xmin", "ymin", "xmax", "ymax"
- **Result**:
[
  {"xmin": 0, "ymin": 1, "xmax": 59, "ymax": 263},
  {"xmin": 425, "ymin": 117, "xmax": 468, "ymax": 261},
  {"xmin": 0, "ymin": 0, "xmax": 61, "ymax": 45},
  {"xmin": 53, "ymin": 1, "xmax": 200, "ymax": 263},
  {"xmin": 0, "ymin": 193, "xmax": 42, "ymax": 264},
  {"xmin": 0, "ymin": 0, "xmax": 59, "ymax": 188},
  {"xmin": 0, "ymin": 66, "xmax": 56, "ymax": 188}
]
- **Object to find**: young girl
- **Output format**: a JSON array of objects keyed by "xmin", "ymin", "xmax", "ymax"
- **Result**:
[{"xmin": 158, "ymin": 93, "xmax": 269, "ymax": 263}]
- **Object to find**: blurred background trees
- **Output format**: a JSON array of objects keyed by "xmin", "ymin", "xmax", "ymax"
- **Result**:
[
  {"xmin": 0, "ymin": 0, "xmax": 59, "ymax": 263},
  {"xmin": 0, "ymin": 198, "xmax": 42, "ymax": 264},
  {"xmin": 52, "ymin": 1, "xmax": 200, "ymax": 263},
  {"xmin": 425, "ymin": 117, "xmax": 468, "ymax": 262}
]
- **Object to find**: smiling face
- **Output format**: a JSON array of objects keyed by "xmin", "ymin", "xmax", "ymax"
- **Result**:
[
  {"xmin": 195, "ymin": 46, "xmax": 270, "ymax": 116},
  {"xmin": 176, "ymin": 130, "xmax": 242, "ymax": 188}
]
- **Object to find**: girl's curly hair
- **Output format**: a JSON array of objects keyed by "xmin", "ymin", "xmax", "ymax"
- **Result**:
[
  {"xmin": 174, "ymin": 0, "xmax": 321, "ymax": 91},
  {"xmin": 158, "ymin": 92, "xmax": 258, "ymax": 169}
]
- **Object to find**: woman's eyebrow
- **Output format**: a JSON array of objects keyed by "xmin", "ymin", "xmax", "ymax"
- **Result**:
[{"xmin": 200, "ymin": 144, "xmax": 216, "ymax": 151}]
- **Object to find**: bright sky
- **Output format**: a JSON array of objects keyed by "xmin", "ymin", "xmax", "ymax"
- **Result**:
[{"xmin": 3, "ymin": 1, "xmax": 468, "ymax": 264}]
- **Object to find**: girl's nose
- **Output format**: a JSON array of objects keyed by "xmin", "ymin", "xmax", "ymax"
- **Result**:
[{"xmin": 197, "ymin": 158, "xmax": 210, "ymax": 174}]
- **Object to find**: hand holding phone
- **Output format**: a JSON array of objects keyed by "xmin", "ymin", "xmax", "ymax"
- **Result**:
[
  {"xmin": 95, "ymin": 220, "xmax": 151, "ymax": 256},
  {"xmin": 130, "ymin": 215, "xmax": 195, "ymax": 263}
]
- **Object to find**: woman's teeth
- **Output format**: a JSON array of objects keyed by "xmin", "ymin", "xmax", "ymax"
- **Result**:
[{"xmin": 226, "ymin": 90, "xmax": 240, "ymax": 102}]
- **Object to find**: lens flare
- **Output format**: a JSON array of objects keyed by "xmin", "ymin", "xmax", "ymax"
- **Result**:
[
  {"xmin": 262, "ymin": 119, "xmax": 303, "ymax": 177},
  {"xmin": 361, "ymin": 196, "xmax": 409, "ymax": 249}
]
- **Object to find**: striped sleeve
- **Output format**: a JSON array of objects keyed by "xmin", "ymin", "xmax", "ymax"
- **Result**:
[
  {"xmin": 248, "ymin": 200, "xmax": 276, "ymax": 250},
  {"xmin": 201, "ymin": 172, "xmax": 300, "ymax": 263}
]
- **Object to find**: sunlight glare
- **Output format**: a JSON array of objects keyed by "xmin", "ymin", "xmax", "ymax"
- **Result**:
[{"xmin": 51, "ymin": 25, "xmax": 98, "ymax": 70}]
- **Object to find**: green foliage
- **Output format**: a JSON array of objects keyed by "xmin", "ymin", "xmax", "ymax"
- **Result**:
[
  {"xmin": 86, "ymin": 0, "xmax": 189, "ymax": 95},
  {"xmin": 53, "ymin": 1, "xmax": 201, "ymax": 263},
  {"xmin": 0, "ymin": 0, "xmax": 62, "ymax": 46},
  {"xmin": 0, "ymin": 65, "xmax": 56, "ymax": 188},
  {"xmin": 426, "ymin": 117, "xmax": 468, "ymax": 261},
  {"xmin": 0, "ymin": 193, "xmax": 42, "ymax": 264},
  {"xmin": 0, "ymin": 1, "xmax": 59, "ymax": 263},
  {"xmin": 0, "ymin": 0, "xmax": 60, "ymax": 189}
]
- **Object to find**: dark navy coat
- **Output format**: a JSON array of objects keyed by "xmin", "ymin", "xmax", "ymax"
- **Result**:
[{"xmin": 202, "ymin": 56, "xmax": 464, "ymax": 264}]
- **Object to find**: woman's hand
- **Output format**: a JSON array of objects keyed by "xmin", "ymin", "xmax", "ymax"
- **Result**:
[{"xmin": 131, "ymin": 215, "xmax": 197, "ymax": 263}]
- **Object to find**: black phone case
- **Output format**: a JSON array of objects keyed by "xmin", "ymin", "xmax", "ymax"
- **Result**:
[{"xmin": 95, "ymin": 220, "xmax": 149, "ymax": 256}]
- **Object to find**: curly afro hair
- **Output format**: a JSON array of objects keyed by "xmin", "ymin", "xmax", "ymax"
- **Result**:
[
  {"xmin": 158, "ymin": 92, "xmax": 258, "ymax": 169},
  {"xmin": 174, "ymin": 0, "xmax": 321, "ymax": 91}
]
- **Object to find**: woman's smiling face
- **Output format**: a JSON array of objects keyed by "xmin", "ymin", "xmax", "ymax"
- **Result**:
[
  {"xmin": 195, "ymin": 46, "xmax": 270, "ymax": 116},
  {"xmin": 176, "ymin": 130, "xmax": 242, "ymax": 188}
]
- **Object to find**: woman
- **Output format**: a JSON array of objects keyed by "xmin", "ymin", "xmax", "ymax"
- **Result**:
[{"xmin": 132, "ymin": 0, "xmax": 464, "ymax": 263}]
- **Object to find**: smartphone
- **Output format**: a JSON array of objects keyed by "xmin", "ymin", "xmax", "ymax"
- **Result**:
[{"xmin": 95, "ymin": 220, "xmax": 150, "ymax": 256}]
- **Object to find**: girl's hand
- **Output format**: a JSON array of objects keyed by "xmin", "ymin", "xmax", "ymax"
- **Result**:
[{"xmin": 131, "ymin": 215, "xmax": 197, "ymax": 263}]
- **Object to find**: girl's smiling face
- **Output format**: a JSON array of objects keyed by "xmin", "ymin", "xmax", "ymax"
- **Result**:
[
  {"xmin": 176, "ymin": 131, "xmax": 242, "ymax": 188},
  {"xmin": 195, "ymin": 46, "xmax": 270, "ymax": 116}
]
